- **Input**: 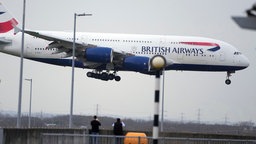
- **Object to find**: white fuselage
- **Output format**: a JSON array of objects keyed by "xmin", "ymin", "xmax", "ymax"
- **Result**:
[{"xmin": 0, "ymin": 31, "xmax": 249, "ymax": 72}]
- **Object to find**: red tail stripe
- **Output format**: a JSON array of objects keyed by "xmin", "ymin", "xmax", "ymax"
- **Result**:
[{"xmin": 0, "ymin": 18, "xmax": 18, "ymax": 33}]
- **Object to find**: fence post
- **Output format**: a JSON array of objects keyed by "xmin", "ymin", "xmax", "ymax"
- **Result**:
[{"xmin": 62, "ymin": 134, "xmax": 64, "ymax": 144}]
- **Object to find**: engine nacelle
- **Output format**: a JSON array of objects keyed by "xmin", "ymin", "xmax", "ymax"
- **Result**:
[
  {"xmin": 85, "ymin": 47, "xmax": 113, "ymax": 63},
  {"xmin": 123, "ymin": 56, "xmax": 150, "ymax": 72}
]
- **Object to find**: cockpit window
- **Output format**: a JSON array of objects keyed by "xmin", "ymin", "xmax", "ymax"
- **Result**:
[{"xmin": 234, "ymin": 52, "xmax": 242, "ymax": 55}]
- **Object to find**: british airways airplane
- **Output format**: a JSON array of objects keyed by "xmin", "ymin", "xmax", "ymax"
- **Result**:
[{"xmin": 0, "ymin": 3, "xmax": 249, "ymax": 84}]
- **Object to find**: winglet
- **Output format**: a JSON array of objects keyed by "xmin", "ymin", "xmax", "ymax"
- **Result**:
[{"xmin": 14, "ymin": 26, "xmax": 21, "ymax": 35}]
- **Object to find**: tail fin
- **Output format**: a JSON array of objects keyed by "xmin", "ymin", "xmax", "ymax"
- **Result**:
[{"xmin": 0, "ymin": 2, "xmax": 18, "ymax": 33}]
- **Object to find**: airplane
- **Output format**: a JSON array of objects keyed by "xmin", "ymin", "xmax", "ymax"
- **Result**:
[{"xmin": 0, "ymin": 3, "xmax": 249, "ymax": 85}]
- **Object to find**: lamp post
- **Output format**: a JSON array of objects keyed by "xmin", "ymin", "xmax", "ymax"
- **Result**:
[
  {"xmin": 69, "ymin": 13, "xmax": 92, "ymax": 128},
  {"xmin": 17, "ymin": 0, "xmax": 26, "ymax": 128},
  {"xmin": 25, "ymin": 78, "xmax": 32, "ymax": 128}
]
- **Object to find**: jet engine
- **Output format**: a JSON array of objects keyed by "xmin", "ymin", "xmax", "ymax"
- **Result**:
[
  {"xmin": 123, "ymin": 56, "xmax": 150, "ymax": 72},
  {"xmin": 84, "ymin": 47, "xmax": 113, "ymax": 63}
]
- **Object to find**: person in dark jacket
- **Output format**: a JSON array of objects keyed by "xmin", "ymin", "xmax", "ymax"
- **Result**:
[
  {"xmin": 90, "ymin": 115, "xmax": 101, "ymax": 144},
  {"xmin": 112, "ymin": 118, "xmax": 125, "ymax": 144}
]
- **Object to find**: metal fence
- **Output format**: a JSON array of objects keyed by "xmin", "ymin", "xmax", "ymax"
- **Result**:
[{"xmin": 41, "ymin": 133, "xmax": 256, "ymax": 144}]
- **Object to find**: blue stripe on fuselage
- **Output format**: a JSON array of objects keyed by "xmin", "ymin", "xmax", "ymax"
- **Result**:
[{"xmin": 166, "ymin": 64, "xmax": 246, "ymax": 71}]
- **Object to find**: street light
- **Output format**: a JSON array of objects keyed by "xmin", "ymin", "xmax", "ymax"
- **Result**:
[
  {"xmin": 25, "ymin": 78, "xmax": 32, "ymax": 128},
  {"xmin": 17, "ymin": 0, "xmax": 26, "ymax": 128},
  {"xmin": 69, "ymin": 12, "xmax": 92, "ymax": 128}
]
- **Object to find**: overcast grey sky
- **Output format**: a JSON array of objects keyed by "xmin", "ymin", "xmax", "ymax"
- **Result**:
[{"xmin": 0, "ymin": 0, "xmax": 256, "ymax": 124}]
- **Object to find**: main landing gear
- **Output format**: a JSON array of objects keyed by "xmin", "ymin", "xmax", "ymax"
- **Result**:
[
  {"xmin": 225, "ymin": 71, "xmax": 234, "ymax": 85},
  {"xmin": 86, "ymin": 71, "xmax": 121, "ymax": 81}
]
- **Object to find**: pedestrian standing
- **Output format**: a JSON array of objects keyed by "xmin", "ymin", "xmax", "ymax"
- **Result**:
[
  {"xmin": 112, "ymin": 118, "xmax": 125, "ymax": 144},
  {"xmin": 90, "ymin": 115, "xmax": 101, "ymax": 144}
]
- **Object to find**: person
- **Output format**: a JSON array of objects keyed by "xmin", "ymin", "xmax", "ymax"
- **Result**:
[
  {"xmin": 112, "ymin": 118, "xmax": 125, "ymax": 144},
  {"xmin": 90, "ymin": 115, "xmax": 101, "ymax": 144}
]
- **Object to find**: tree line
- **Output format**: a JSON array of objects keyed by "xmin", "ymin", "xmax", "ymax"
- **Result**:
[{"xmin": 0, "ymin": 113, "xmax": 255, "ymax": 136}]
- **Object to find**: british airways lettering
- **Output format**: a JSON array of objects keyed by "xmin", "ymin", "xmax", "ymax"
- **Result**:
[
  {"xmin": 141, "ymin": 46, "xmax": 172, "ymax": 53},
  {"xmin": 141, "ymin": 46, "xmax": 204, "ymax": 54},
  {"xmin": 172, "ymin": 47, "xmax": 204, "ymax": 54}
]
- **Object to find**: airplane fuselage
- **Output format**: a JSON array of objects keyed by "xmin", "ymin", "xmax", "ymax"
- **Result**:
[{"xmin": 0, "ymin": 31, "xmax": 249, "ymax": 72}]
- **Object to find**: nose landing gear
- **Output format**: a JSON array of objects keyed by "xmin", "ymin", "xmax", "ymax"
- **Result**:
[
  {"xmin": 225, "ymin": 71, "xmax": 234, "ymax": 85},
  {"xmin": 225, "ymin": 79, "xmax": 231, "ymax": 85}
]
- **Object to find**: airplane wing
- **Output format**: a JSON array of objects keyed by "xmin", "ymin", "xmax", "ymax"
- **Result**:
[
  {"xmin": 24, "ymin": 30, "xmax": 96, "ymax": 50},
  {"xmin": 23, "ymin": 29, "xmax": 133, "ymax": 70}
]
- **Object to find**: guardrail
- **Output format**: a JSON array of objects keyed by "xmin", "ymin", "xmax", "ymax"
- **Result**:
[{"xmin": 41, "ymin": 133, "xmax": 256, "ymax": 144}]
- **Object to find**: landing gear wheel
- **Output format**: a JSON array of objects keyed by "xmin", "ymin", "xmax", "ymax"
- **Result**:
[
  {"xmin": 225, "ymin": 71, "xmax": 234, "ymax": 85},
  {"xmin": 114, "ymin": 76, "xmax": 121, "ymax": 81},
  {"xmin": 100, "ymin": 72, "xmax": 109, "ymax": 81},
  {"xmin": 109, "ymin": 74, "xmax": 115, "ymax": 80},
  {"xmin": 86, "ymin": 72, "xmax": 93, "ymax": 77},
  {"xmin": 225, "ymin": 79, "xmax": 231, "ymax": 85},
  {"xmin": 85, "ymin": 70, "xmax": 121, "ymax": 82}
]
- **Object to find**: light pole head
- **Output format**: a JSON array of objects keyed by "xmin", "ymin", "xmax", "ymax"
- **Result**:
[{"xmin": 76, "ymin": 13, "xmax": 92, "ymax": 17}]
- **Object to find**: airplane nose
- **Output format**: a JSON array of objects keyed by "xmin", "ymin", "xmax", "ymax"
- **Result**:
[{"xmin": 241, "ymin": 55, "xmax": 250, "ymax": 68}]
